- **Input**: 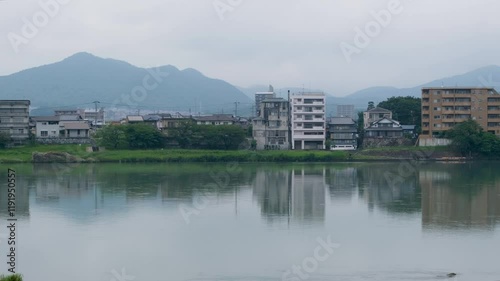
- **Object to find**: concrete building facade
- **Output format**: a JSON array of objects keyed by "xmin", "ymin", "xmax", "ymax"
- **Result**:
[
  {"xmin": 255, "ymin": 86, "xmax": 276, "ymax": 117},
  {"xmin": 327, "ymin": 117, "xmax": 357, "ymax": 149},
  {"xmin": 0, "ymin": 100, "xmax": 31, "ymax": 144},
  {"xmin": 421, "ymin": 87, "xmax": 500, "ymax": 137},
  {"xmin": 252, "ymin": 98, "xmax": 290, "ymax": 150},
  {"xmin": 290, "ymin": 93, "xmax": 326, "ymax": 150}
]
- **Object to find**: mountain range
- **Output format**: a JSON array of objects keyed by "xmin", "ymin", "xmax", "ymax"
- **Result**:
[
  {"xmin": 2, "ymin": 52, "xmax": 500, "ymax": 117},
  {"xmin": 0, "ymin": 52, "xmax": 251, "ymax": 116},
  {"xmin": 239, "ymin": 65, "xmax": 500, "ymax": 113}
]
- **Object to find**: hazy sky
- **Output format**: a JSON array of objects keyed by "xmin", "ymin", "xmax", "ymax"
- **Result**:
[{"xmin": 2, "ymin": 0, "xmax": 500, "ymax": 96}]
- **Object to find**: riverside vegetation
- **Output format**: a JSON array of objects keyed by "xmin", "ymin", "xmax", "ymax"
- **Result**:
[
  {"xmin": 0, "ymin": 274, "xmax": 22, "ymax": 281},
  {"xmin": 2, "ymin": 119, "xmax": 497, "ymax": 164}
]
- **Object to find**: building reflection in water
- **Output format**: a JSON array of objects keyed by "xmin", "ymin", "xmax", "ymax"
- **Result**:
[
  {"xmin": 19, "ymin": 162, "xmax": 500, "ymax": 230},
  {"xmin": 357, "ymin": 164, "xmax": 421, "ymax": 215},
  {"xmin": 420, "ymin": 166, "xmax": 500, "ymax": 230},
  {"xmin": 325, "ymin": 166, "xmax": 358, "ymax": 201},
  {"xmin": 0, "ymin": 170, "xmax": 30, "ymax": 219},
  {"xmin": 253, "ymin": 167, "xmax": 326, "ymax": 226}
]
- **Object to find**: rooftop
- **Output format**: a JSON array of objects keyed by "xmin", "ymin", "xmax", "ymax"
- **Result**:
[
  {"xmin": 291, "ymin": 92, "xmax": 325, "ymax": 96},
  {"xmin": 422, "ymin": 87, "xmax": 496, "ymax": 90},
  {"xmin": 0, "ymin": 100, "xmax": 31, "ymax": 104},
  {"xmin": 62, "ymin": 122, "xmax": 90, "ymax": 130},
  {"xmin": 127, "ymin": 115, "xmax": 144, "ymax": 122},
  {"xmin": 261, "ymin": 98, "xmax": 288, "ymax": 103},
  {"xmin": 366, "ymin": 107, "xmax": 391, "ymax": 113},
  {"xmin": 31, "ymin": 116, "xmax": 60, "ymax": 122},
  {"xmin": 195, "ymin": 114, "xmax": 236, "ymax": 122},
  {"xmin": 60, "ymin": 115, "xmax": 83, "ymax": 121}
]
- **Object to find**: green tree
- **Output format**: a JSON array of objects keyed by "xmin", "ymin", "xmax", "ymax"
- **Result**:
[
  {"xmin": 93, "ymin": 125, "xmax": 127, "ymax": 149},
  {"xmin": 377, "ymin": 96, "xmax": 421, "ymax": 132},
  {"xmin": 0, "ymin": 132, "xmax": 11, "ymax": 149},
  {"xmin": 125, "ymin": 124, "xmax": 165, "ymax": 149},
  {"xmin": 446, "ymin": 119, "xmax": 500, "ymax": 157},
  {"xmin": 357, "ymin": 111, "xmax": 364, "ymax": 148},
  {"xmin": 367, "ymin": 101, "xmax": 375, "ymax": 110},
  {"xmin": 94, "ymin": 124, "xmax": 164, "ymax": 149}
]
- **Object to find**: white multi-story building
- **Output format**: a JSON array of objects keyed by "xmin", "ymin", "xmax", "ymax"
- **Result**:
[{"xmin": 290, "ymin": 93, "xmax": 326, "ymax": 150}]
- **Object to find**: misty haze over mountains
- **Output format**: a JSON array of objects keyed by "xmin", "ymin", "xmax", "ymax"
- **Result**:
[{"xmin": 2, "ymin": 53, "xmax": 500, "ymax": 116}]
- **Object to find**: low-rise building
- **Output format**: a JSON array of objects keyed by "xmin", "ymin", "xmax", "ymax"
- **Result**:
[
  {"xmin": 365, "ymin": 117, "xmax": 403, "ymax": 138},
  {"xmin": 31, "ymin": 115, "xmax": 91, "ymax": 139},
  {"xmin": 252, "ymin": 98, "xmax": 290, "ymax": 150},
  {"xmin": 31, "ymin": 116, "xmax": 60, "ymax": 138},
  {"xmin": 0, "ymin": 100, "xmax": 31, "ymax": 144},
  {"xmin": 61, "ymin": 122, "xmax": 90, "ymax": 138},
  {"xmin": 327, "ymin": 117, "xmax": 357, "ymax": 150},
  {"xmin": 363, "ymin": 107, "xmax": 392, "ymax": 129}
]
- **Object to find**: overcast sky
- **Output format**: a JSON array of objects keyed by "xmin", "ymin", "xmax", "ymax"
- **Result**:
[{"xmin": 1, "ymin": 0, "xmax": 500, "ymax": 96}]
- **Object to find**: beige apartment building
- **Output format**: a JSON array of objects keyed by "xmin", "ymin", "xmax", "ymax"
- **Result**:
[{"xmin": 421, "ymin": 87, "xmax": 500, "ymax": 137}]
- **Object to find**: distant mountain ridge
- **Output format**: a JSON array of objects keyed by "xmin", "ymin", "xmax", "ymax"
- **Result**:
[
  {"xmin": 343, "ymin": 65, "xmax": 500, "ymax": 107},
  {"xmin": 0, "ymin": 52, "xmax": 251, "ymax": 115},
  {"xmin": 239, "ymin": 65, "xmax": 500, "ymax": 113}
]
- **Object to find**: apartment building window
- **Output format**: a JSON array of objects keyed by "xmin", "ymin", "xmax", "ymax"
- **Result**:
[
  {"xmin": 18, "ymin": 129, "xmax": 24, "ymax": 134},
  {"xmin": 434, "ymin": 115, "xmax": 441, "ymax": 119},
  {"xmin": 41, "ymin": 131, "xmax": 48, "ymax": 137},
  {"xmin": 51, "ymin": 131, "xmax": 57, "ymax": 135},
  {"xmin": 433, "ymin": 107, "xmax": 441, "ymax": 111},
  {"xmin": 423, "ymin": 106, "xmax": 429, "ymax": 111},
  {"xmin": 433, "ymin": 99, "xmax": 441, "ymax": 103},
  {"xmin": 433, "ymin": 124, "xmax": 441, "ymax": 128}
]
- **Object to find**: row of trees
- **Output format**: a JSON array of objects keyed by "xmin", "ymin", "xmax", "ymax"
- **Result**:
[
  {"xmin": 93, "ymin": 123, "xmax": 248, "ymax": 150},
  {"xmin": 446, "ymin": 119, "xmax": 500, "ymax": 156}
]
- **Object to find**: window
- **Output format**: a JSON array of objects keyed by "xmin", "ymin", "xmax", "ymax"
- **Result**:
[
  {"xmin": 433, "ymin": 107, "xmax": 441, "ymax": 111},
  {"xmin": 41, "ymin": 131, "xmax": 48, "ymax": 137},
  {"xmin": 434, "ymin": 115, "xmax": 441, "ymax": 119},
  {"xmin": 77, "ymin": 130, "xmax": 81, "ymax": 135},
  {"xmin": 18, "ymin": 129, "xmax": 24, "ymax": 134}
]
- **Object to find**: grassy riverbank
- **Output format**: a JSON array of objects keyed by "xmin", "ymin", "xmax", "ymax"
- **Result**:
[
  {"xmin": 0, "ymin": 145, "xmax": 350, "ymax": 163},
  {"xmin": 0, "ymin": 144, "xmax": 461, "ymax": 163}
]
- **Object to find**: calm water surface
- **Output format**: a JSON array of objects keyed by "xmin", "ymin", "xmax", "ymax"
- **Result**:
[{"xmin": 1, "ymin": 162, "xmax": 500, "ymax": 281}]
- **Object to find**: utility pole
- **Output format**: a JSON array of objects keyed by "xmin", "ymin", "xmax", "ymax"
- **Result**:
[
  {"xmin": 92, "ymin": 101, "xmax": 100, "ymax": 127},
  {"xmin": 234, "ymin": 102, "xmax": 240, "ymax": 117}
]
